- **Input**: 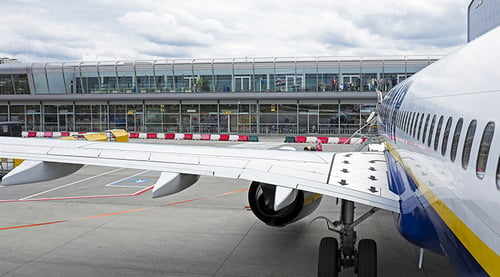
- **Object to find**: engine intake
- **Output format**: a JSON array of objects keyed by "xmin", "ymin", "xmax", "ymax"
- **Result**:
[{"xmin": 248, "ymin": 181, "xmax": 322, "ymax": 227}]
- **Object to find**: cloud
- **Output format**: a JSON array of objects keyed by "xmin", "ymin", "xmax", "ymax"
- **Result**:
[{"xmin": 0, "ymin": 0, "xmax": 471, "ymax": 62}]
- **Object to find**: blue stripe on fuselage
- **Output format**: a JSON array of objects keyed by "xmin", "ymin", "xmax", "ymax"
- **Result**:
[{"xmin": 385, "ymin": 150, "xmax": 488, "ymax": 276}]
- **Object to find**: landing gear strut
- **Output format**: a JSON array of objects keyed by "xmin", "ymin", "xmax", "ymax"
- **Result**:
[{"xmin": 314, "ymin": 200, "xmax": 379, "ymax": 277}]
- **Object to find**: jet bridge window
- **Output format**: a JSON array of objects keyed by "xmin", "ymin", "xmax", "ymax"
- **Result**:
[
  {"xmin": 450, "ymin": 118, "xmax": 464, "ymax": 162},
  {"xmin": 462, "ymin": 120, "xmax": 477, "ymax": 169},
  {"xmin": 428, "ymin": 115, "xmax": 437, "ymax": 147},
  {"xmin": 442, "ymin": 117, "xmax": 453, "ymax": 156},
  {"xmin": 434, "ymin": 116, "xmax": 444, "ymax": 151},
  {"xmin": 476, "ymin": 122, "xmax": 495, "ymax": 179}
]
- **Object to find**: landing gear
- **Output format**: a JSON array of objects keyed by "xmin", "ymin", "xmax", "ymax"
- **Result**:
[
  {"xmin": 356, "ymin": 239, "xmax": 377, "ymax": 277},
  {"xmin": 318, "ymin": 237, "xmax": 339, "ymax": 277},
  {"xmin": 314, "ymin": 200, "xmax": 379, "ymax": 277}
]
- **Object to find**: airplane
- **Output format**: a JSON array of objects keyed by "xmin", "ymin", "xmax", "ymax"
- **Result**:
[{"xmin": 0, "ymin": 23, "xmax": 499, "ymax": 277}]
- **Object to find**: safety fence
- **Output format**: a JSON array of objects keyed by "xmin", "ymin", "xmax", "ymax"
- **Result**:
[{"xmin": 21, "ymin": 131, "xmax": 367, "ymax": 144}]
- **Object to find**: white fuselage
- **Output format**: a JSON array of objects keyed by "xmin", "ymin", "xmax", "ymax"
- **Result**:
[{"xmin": 380, "ymin": 26, "xmax": 500, "ymax": 276}]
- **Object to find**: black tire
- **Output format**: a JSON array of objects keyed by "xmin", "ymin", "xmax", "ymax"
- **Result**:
[
  {"xmin": 318, "ymin": 237, "xmax": 339, "ymax": 277},
  {"xmin": 357, "ymin": 239, "xmax": 377, "ymax": 277}
]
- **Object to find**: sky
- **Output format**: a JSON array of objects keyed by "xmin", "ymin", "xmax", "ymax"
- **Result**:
[{"xmin": 0, "ymin": 0, "xmax": 472, "ymax": 63}]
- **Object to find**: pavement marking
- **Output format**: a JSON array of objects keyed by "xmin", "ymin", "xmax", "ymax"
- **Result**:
[
  {"xmin": 105, "ymin": 170, "xmax": 152, "ymax": 188},
  {"xmin": 230, "ymin": 142, "xmax": 286, "ymax": 149},
  {"xmin": 0, "ymin": 185, "xmax": 154, "ymax": 203},
  {"xmin": 19, "ymin": 168, "xmax": 124, "ymax": 200},
  {"xmin": 77, "ymin": 207, "xmax": 152, "ymax": 220},
  {"xmin": 160, "ymin": 197, "xmax": 206, "ymax": 207},
  {"xmin": 0, "ymin": 188, "xmax": 248, "ymax": 231},
  {"xmin": 0, "ymin": 220, "xmax": 67, "ymax": 231},
  {"xmin": 216, "ymin": 188, "xmax": 249, "ymax": 196}
]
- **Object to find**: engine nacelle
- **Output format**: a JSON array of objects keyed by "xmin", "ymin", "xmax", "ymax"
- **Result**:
[{"xmin": 248, "ymin": 181, "xmax": 322, "ymax": 227}]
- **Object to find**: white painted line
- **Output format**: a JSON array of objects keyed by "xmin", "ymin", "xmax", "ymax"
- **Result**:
[
  {"xmin": 19, "ymin": 168, "xmax": 124, "ymax": 200},
  {"xmin": 104, "ymin": 170, "xmax": 151, "ymax": 188}
]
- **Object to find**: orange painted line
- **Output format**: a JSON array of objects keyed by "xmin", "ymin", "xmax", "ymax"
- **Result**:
[
  {"xmin": 77, "ymin": 207, "xmax": 152, "ymax": 220},
  {"xmin": 215, "ymin": 188, "xmax": 248, "ymax": 197},
  {"xmin": 0, "ymin": 187, "xmax": 248, "ymax": 231},
  {"xmin": 160, "ymin": 198, "xmax": 206, "ymax": 207},
  {"xmin": 0, "ymin": 220, "xmax": 67, "ymax": 231}
]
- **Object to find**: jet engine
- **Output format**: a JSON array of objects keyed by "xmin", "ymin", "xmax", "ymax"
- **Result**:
[{"xmin": 248, "ymin": 181, "xmax": 322, "ymax": 227}]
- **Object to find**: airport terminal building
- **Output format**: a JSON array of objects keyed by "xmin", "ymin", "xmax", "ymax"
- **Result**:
[{"xmin": 0, "ymin": 56, "xmax": 439, "ymax": 135}]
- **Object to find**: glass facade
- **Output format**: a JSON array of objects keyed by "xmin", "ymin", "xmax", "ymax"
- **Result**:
[
  {"xmin": 0, "ymin": 73, "xmax": 29, "ymax": 94},
  {"xmin": 0, "ymin": 102, "xmax": 376, "ymax": 135},
  {"xmin": 0, "ymin": 55, "xmax": 439, "ymax": 134},
  {"xmin": 5, "ymin": 56, "xmax": 437, "ymax": 95}
]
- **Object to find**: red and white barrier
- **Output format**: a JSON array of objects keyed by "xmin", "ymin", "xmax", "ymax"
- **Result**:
[
  {"xmin": 288, "ymin": 136, "xmax": 368, "ymax": 144},
  {"xmin": 22, "ymin": 131, "xmax": 364, "ymax": 145}
]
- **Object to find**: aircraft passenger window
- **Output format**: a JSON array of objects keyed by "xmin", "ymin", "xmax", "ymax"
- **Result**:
[
  {"xmin": 428, "ymin": 115, "xmax": 437, "ymax": 147},
  {"xmin": 417, "ymin": 113, "xmax": 424, "ymax": 140},
  {"xmin": 450, "ymin": 118, "xmax": 464, "ymax": 162},
  {"xmin": 442, "ymin": 117, "xmax": 453, "ymax": 156},
  {"xmin": 461, "ymin": 120, "xmax": 477, "ymax": 169},
  {"xmin": 399, "ymin": 112, "xmax": 403, "ymax": 129},
  {"xmin": 403, "ymin": 112, "xmax": 407, "ymax": 132},
  {"xmin": 476, "ymin": 122, "xmax": 495, "ymax": 179},
  {"xmin": 434, "ymin": 116, "xmax": 444, "ymax": 151},
  {"xmin": 411, "ymin": 112, "xmax": 417, "ymax": 137},
  {"xmin": 496, "ymin": 156, "xmax": 500, "ymax": 190},
  {"xmin": 422, "ymin": 114, "xmax": 430, "ymax": 144},
  {"xmin": 407, "ymin": 112, "xmax": 411, "ymax": 134},
  {"xmin": 406, "ymin": 112, "xmax": 411, "ymax": 133},
  {"xmin": 402, "ymin": 111, "xmax": 406, "ymax": 130}
]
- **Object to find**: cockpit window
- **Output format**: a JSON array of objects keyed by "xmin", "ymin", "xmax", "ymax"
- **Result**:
[
  {"xmin": 450, "ymin": 118, "xmax": 463, "ymax": 162},
  {"xmin": 462, "ymin": 120, "xmax": 477, "ymax": 169},
  {"xmin": 476, "ymin": 122, "xmax": 495, "ymax": 179}
]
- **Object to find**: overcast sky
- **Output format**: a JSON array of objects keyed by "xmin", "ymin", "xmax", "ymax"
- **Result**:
[{"xmin": 0, "ymin": 0, "xmax": 471, "ymax": 63}]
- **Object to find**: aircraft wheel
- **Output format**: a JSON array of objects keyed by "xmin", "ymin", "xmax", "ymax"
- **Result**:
[
  {"xmin": 318, "ymin": 237, "xmax": 339, "ymax": 277},
  {"xmin": 356, "ymin": 239, "xmax": 377, "ymax": 277}
]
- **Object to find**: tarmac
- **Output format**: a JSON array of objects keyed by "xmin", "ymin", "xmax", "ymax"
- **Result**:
[{"xmin": 0, "ymin": 137, "xmax": 454, "ymax": 276}]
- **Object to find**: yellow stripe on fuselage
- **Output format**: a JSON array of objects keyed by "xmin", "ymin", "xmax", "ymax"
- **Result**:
[{"xmin": 385, "ymin": 142, "xmax": 500, "ymax": 276}]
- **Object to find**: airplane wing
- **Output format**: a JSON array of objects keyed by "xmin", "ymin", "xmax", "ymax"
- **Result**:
[{"xmin": 0, "ymin": 137, "xmax": 400, "ymax": 213}]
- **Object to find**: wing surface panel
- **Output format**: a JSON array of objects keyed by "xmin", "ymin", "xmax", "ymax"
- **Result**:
[{"xmin": 0, "ymin": 137, "xmax": 400, "ymax": 212}]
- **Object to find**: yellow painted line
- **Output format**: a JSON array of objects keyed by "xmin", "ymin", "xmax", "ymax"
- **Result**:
[{"xmin": 385, "ymin": 142, "xmax": 500, "ymax": 276}]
